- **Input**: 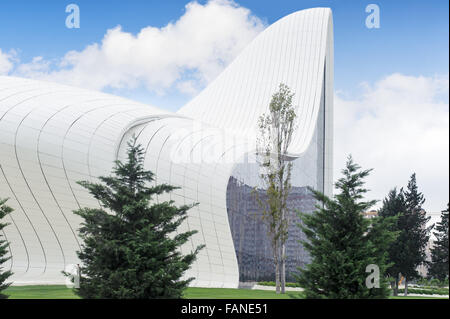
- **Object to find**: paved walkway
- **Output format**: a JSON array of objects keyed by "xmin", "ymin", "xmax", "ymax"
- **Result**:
[
  {"xmin": 405, "ymin": 293, "xmax": 448, "ymax": 298},
  {"xmin": 251, "ymin": 284, "xmax": 304, "ymax": 292},
  {"xmin": 249, "ymin": 285, "xmax": 449, "ymax": 298}
]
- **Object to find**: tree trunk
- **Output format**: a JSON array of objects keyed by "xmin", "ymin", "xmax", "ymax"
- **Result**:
[
  {"xmin": 394, "ymin": 277, "xmax": 398, "ymax": 296},
  {"xmin": 281, "ymin": 244, "xmax": 286, "ymax": 294},
  {"xmin": 275, "ymin": 259, "xmax": 280, "ymax": 294},
  {"xmin": 273, "ymin": 239, "xmax": 280, "ymax": 294},
  {"xmin": 404, "ymin": 277, "xmax": 408, "ymax": 296}
]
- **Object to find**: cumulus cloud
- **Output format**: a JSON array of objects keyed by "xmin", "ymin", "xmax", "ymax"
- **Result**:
[
  {"xmin": 11, "ymin": 0, "xmax": 265, "ymax": 95},
  {"xmin": 0, "ymin": 49, "xmax": 16, "ymax": 75},
  {"xmin": 2, "ymin": 2, "xmax": 447, "ymax": 219},
  {"xmin": 334, "ymin": 73, "xmax": 449, "ymax": 216}
]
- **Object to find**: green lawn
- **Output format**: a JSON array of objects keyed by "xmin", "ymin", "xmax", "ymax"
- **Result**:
[
  {"xmin": 183, "ymin": 287, "xmax": 304, "ymax": 299},
  {"xmin": 389, "ymin": 296, "xmax": 448, "ymax": 299},
  {"xmin": 4, "ymin": 285, "xmax": 80, "ymax": 299},
  {"xmin": 4, "ymin": 285, "xmax": 303, "ymax": 299},
  {"xmin": 3, "ymin": 285, "xmax": 448, "ymax": 299}
]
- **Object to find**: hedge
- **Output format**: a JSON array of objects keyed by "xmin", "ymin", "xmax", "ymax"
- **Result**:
[
  {"xmin": 398, "ymin": 288, "xmax": 449, "ymax": 296},
  {"xmin": 257, "ymin": 281, "xmax": 303, "ymax": 288}
]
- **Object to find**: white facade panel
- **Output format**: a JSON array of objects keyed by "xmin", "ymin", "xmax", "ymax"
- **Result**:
[{"xmin": 0, "ymin": 8, "xmax": 333, "ymax": 287}]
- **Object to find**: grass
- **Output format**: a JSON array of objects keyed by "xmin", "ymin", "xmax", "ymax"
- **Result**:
[
  {"xmin": 183, "ymin": 287, "xmax": 304, "ymax": 299},
  {"xmin": 3, "ymin": 285, "xmax": 448, "ymax": 299},
  {"xmin": 390, "ymin": 296, "xmax": 448, "ymax": 299},
  {"xmin": 258, "ymin": 281, "xmax": 302, "ymax": 288},
  {"xmin": 4, "ymin": 285, "xmax": 80, "ymax": 299},
  {"xmin": 4, "ymin": 285, "xmax": 303, "ymax": 299},
  {"xmin": 398, "ymin": 287, "xmax": 449, "ymax": 295}
]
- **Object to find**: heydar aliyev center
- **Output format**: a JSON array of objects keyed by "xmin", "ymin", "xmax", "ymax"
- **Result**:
[{"xmin": 0, "ymin": 8, "xmax": 333, "ymax": 287}]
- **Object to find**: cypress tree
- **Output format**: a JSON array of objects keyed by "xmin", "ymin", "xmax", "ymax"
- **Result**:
[
  {"xmin": 379, "ymin": 174, "xmax": 433, "ymax": 296},
  {"xmin": 296, "ymin": 156, "xmax": 396, "ymax": 298},
  {"xmin": 378, "ymin": 188, "xmax": 407, "ymax": 296},
  {"xmin": 71, "ymin": 138, "xmax": 204, "ymax": 299},
  {"xmin": 0, "ymin": 198, "xmax": 13, "ymax": 299},
  {"xmin": 402, "ymin": 173, "xmax": 432, "ymax": 294},
  {"xmin": 428, "ymin": 204, "xmax": 449, "ymax": 281}
]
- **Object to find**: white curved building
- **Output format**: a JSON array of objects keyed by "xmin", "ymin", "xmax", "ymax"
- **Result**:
[{"xmin": 0, "ymin": 8, "xmax": 333, "ymax": 287}]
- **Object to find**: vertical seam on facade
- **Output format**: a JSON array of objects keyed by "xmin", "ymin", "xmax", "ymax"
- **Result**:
[
  {"xmin": 14, "ymin": 102, "xmax": 67, "ymax": 271},
  {"xmin": 0, "ymin": 164, "xmax": 34, "ymax": 273},
  {"xmin": 1, "ymin": 226, "xmax": 13, "ymax": 271},
  {"xmin": 0, "ymin": 90, "xmax": 79, "ymax": 275},
  {"xmin": 36, "ymin": 98, "xmax": 111, "ymax": 254}
]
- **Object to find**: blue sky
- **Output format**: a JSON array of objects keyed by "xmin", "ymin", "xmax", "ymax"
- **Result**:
[
  {"xmin": 1, "ymin": 0, "xmax": 448, "ymax": 108},
  {"xmin": 0, "ymin": 0, "xmax": 448, "ymax": 213}
]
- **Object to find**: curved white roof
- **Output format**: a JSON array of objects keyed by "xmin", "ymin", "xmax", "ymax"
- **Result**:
[
  {"xmin": 178, "ymin": 7, "xmax": 333, "ymax": 156},
  {"xmin": 0, "ymin": 7, "xmax": 333, "ymax": 287}
]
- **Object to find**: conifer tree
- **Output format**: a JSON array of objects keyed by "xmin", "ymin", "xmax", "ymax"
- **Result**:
[
  {"xmin": 379, "ymin": 174, "xmax": 433, "ymax": 296},
  {"xmin": 296, "ymin": 156, "xmax": 396, "ymax": 298},
  {"xmin": 0, "ymin": 198, "xmax": 13, "ymax": 299},
  {"xmin": 71, "ymin": 138, "xmax": 203, "ymax": 299},
  {"xmin": 402, "ymin": 173, "xmax": 432, "ymax": 295},
  {"xmin": 428, "ymin": 204, "xmax": 449, "ymax": 281},
  {"xmin": 378, "ymin": 188, "xmax": 407, "ymax": 296}
]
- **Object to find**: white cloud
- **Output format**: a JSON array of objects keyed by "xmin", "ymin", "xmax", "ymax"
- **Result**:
[
  {"xmin": 2, "ymin": 2, "xmax": 447, "ymax": 218},
  {"xmin": 15, "ymin": 56, "xmax": 51, "ymax": 77},
  {"xmin": 0, "ymin": 49, "xmax": 16, "ymax": 75},
  {"xmin": 12, "ymin": 0, "xmax": 265, "ymax": 95},
  {"xmin": 334, "ymin": 73, "xmax": 449, "ymax": 215}
]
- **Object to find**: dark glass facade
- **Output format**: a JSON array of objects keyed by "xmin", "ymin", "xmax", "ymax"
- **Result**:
[{"xmin": 226, "ymin": 89, "xmax": 326, "ymax": 282}]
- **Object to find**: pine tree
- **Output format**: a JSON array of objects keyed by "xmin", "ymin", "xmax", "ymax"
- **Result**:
[
  {"xmin": 428, "ymin": 204, "xmax": 449, "ymax": 281},
  {"xmin": 0, "ymin": 198, "xmax": 13, "ymax": 299},
  {"xmin": 379, "ymin": 174, "xmax": 433, "ymax": 296},
  {"xmin": 296, "ymin": 156, "xmax": 396, "ymax": 298},
  {"xmin": 378, "ymin": 188, "xmax": 407, "ymax": 296},
  {"xmin": 402, "ymin": 173, "xmax": 432, "ymax": 295},
  {"xmin": 365, "ymin": 213, "xmax": 399, "ymax": 298},
  {"xmin": 71, "ymin": 138, "xmax": 204, "ymax": 299}
]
